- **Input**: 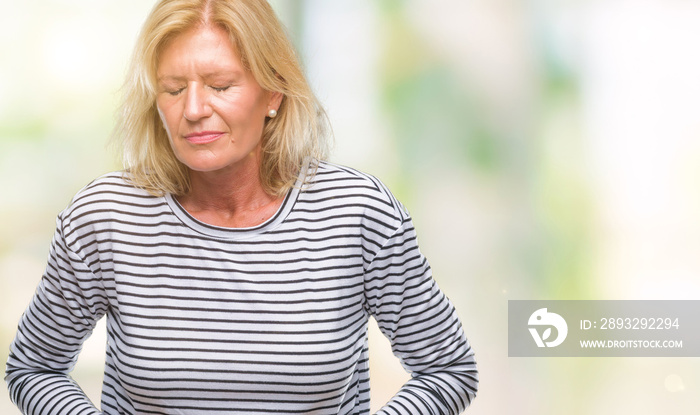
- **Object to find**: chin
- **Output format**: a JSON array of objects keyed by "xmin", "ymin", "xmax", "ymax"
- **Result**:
[
  {"xmin": 175, "ymin": 148, "xmax": 260, "ymax": 175},
  {"xmin": 175, "ymin": 157, "xmax": 222, "ymax": 172},
  {"xmin": 184, "ymin": 163, "xmax": 230, "ymax": 173},
  {"xmin": 181, "ymin": 157, "xmax": 253, "ymax": 174}
]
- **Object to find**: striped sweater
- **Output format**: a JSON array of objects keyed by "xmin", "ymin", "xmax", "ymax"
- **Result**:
[{"xmin": 6, "ymin": 161, "xmax": 478, "ymax": 414}]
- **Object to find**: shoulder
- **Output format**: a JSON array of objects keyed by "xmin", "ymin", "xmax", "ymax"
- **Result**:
[
  {"xmin": 301, "ymin": 160, "xmax": 411, "ymax": 224},
  {"xmin": 63, "ymin": 172, "xmax": 161, "ymax": 214},
  {"xmin": 58, "ymin": 172, "xmax": 166, "ymax": 237}
]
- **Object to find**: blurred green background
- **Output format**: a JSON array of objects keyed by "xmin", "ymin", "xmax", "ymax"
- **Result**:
[{"xmin": 2, "ymin": 0, "xmax": 700, "ymax": 413}]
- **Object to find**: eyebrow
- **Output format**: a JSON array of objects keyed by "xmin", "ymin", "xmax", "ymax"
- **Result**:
[
  {"xmin": 156, "ymin": 76, "xmax": 184, "ymax": 85},
  {"xmin": 157, "ymin": 70, "xmax": 244, "ymax": 83}
]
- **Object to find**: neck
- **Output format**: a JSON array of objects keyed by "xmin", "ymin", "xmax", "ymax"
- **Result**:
[{"xmin": 177, "ymin": 157, "xmax": 283, "ymax": 228}]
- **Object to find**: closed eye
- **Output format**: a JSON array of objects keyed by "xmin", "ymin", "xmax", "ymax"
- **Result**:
[
  {"xmin": 167, "ymin": 87, "xmax": 185, "ymax": 96},
  {"xmin": 212, "ymin": 85, "xmax": 231, "ymax": 92}
]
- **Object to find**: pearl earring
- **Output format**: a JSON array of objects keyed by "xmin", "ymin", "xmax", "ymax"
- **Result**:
[{"xmin": 267, "ymin": 109, "xmax": 277, "ymax": 118}]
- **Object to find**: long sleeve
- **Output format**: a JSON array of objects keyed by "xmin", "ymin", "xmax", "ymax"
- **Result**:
[
  {"xmin": 5, "ymin": 214, "xmax": 107, "ymax": 415},
  {"xmin": 364, "ymin": 216, "xmax": 478, "ymax": 414}
]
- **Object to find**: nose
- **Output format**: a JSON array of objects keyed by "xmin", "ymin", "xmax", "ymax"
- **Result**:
[{"xmin": 183, "ymin": 83, "xmax": 212, "ymax": 121}]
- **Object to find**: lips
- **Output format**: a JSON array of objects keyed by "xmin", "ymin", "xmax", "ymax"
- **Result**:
[{"xmin": 183, "ymin": 131, "xmax": 224, "ymax": 144}]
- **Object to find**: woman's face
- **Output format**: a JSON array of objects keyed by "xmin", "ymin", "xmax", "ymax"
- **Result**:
[{"xmin": 155, "ymin": 25, "xmax": 281, "ymax": 176}]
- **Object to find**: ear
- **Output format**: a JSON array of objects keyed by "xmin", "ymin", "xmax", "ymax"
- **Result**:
[{"xmin": 268, "ymin": 91, "xmax": 283, "ymax": 112}]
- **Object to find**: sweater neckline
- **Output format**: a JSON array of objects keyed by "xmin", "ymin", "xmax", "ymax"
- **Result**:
[{"xmin": 164, "ymin": 163, "xmax": 308, "ymax": 240}]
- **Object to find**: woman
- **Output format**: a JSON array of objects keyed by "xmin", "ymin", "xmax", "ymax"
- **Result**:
[{"xmin": 6, "ymin": 0, "xmax": 478, "ymax": 414}]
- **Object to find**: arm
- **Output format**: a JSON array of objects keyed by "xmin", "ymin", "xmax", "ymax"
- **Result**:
[
  {"xmin": 364, "ymin": 218, "xmax": 478, "ymax": 414},
  {"xmin": 5, "ymin": 215, "xmax": 107, "ymax": 415}
]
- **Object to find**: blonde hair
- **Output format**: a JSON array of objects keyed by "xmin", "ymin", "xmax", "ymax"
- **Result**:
[{"xmin": 114, "ymin": 0, "xmax": 330, "ymax": 196}]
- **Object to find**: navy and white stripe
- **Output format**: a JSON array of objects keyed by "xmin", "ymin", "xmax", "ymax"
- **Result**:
[{"xmin": 6, "ymin": 160, "xmax": 478, "ymax": 414}]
